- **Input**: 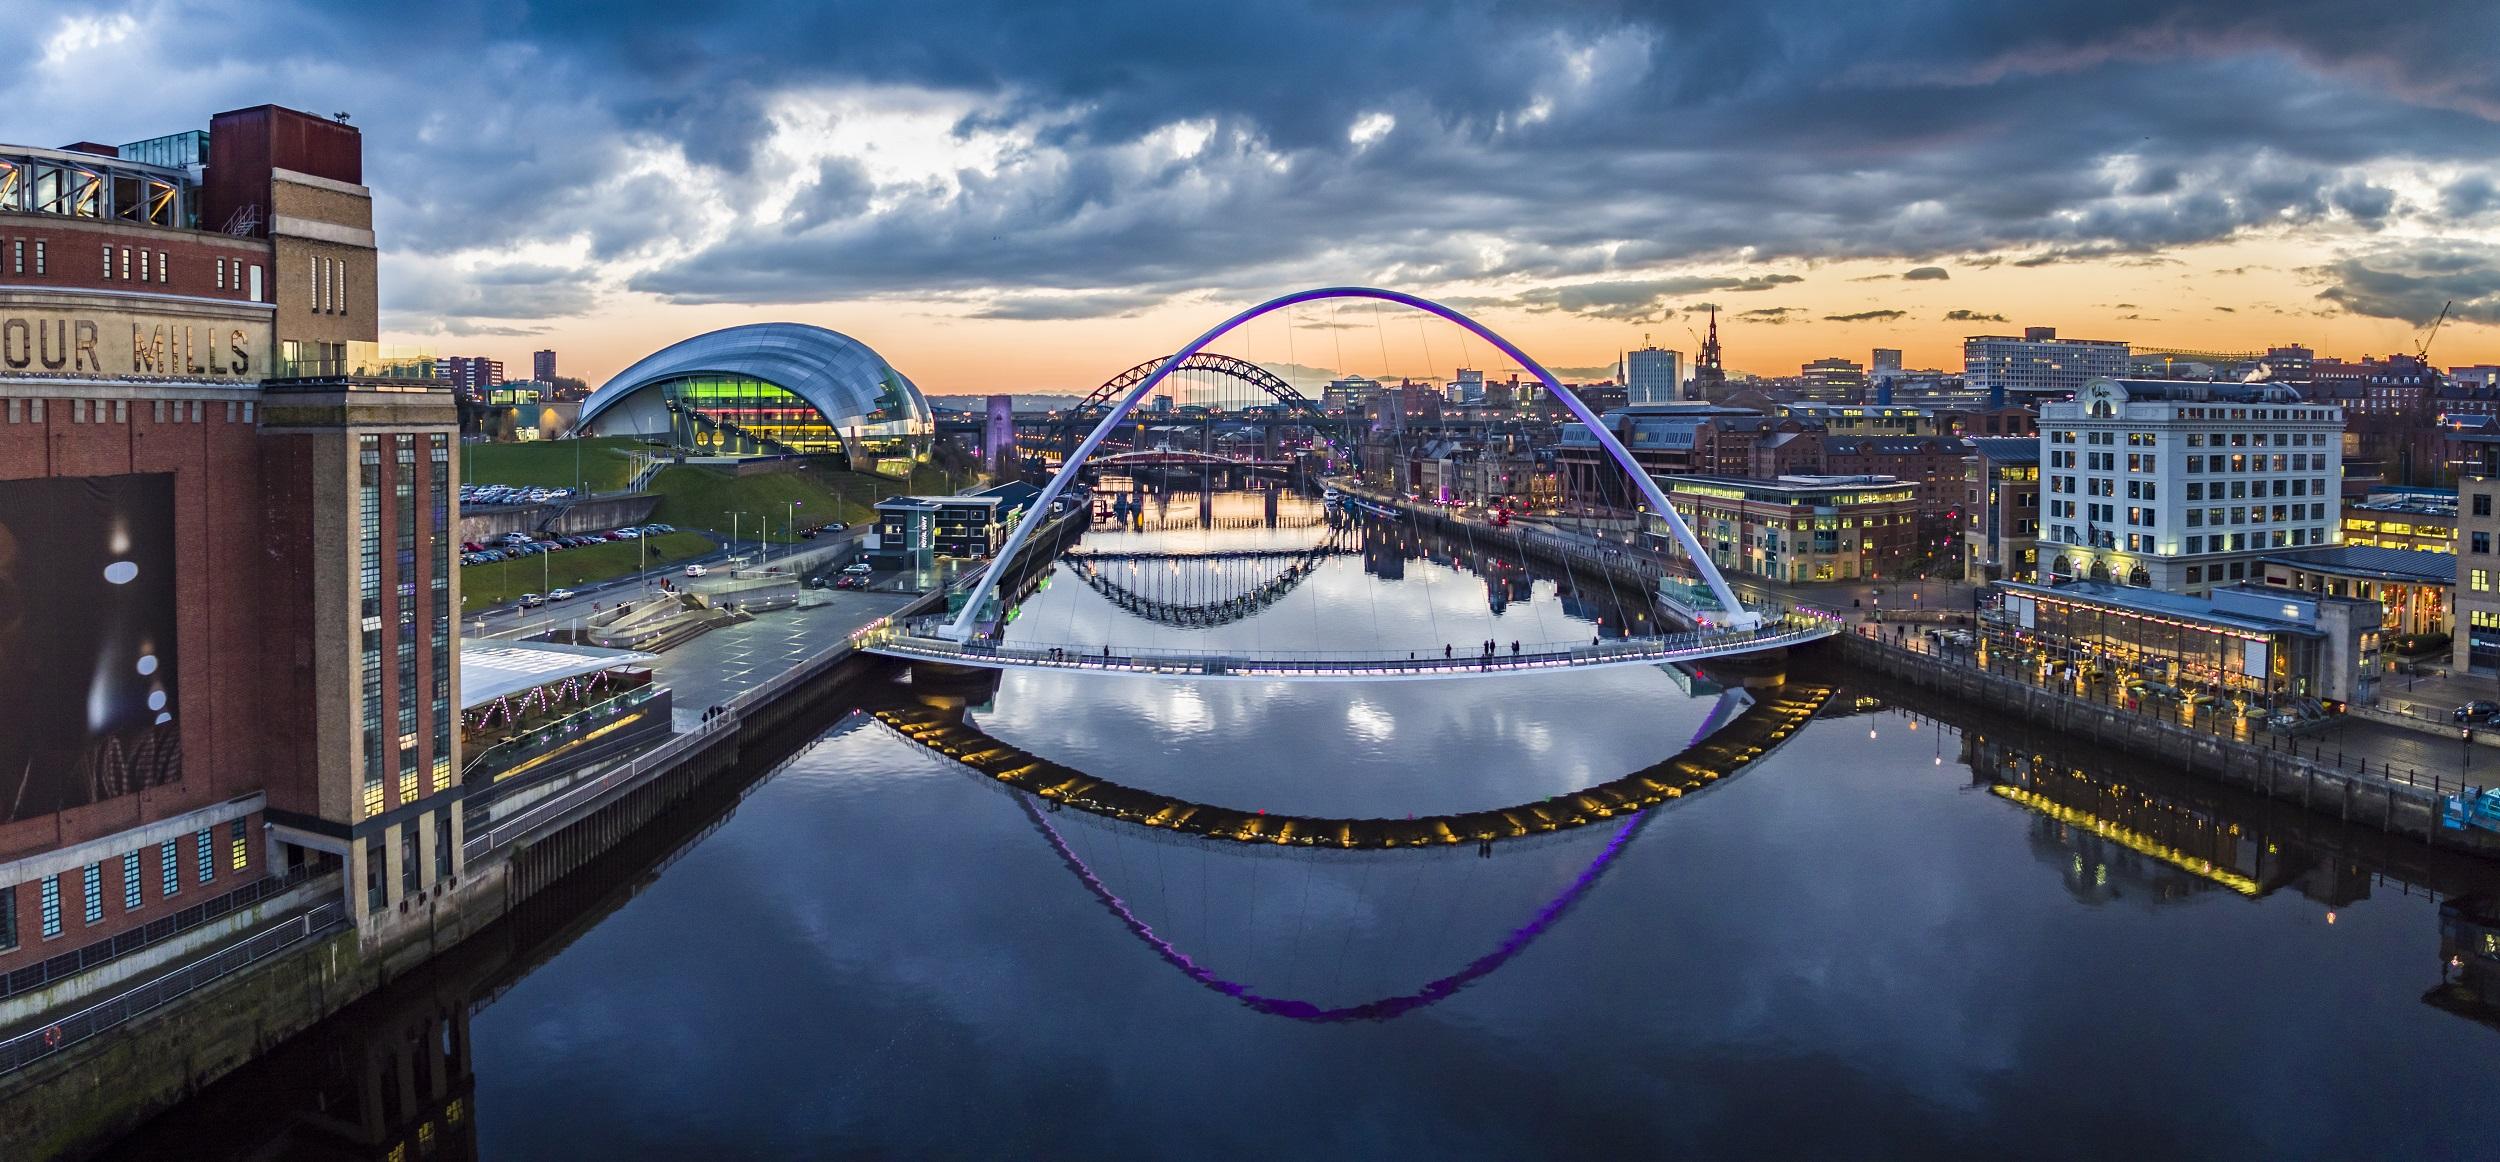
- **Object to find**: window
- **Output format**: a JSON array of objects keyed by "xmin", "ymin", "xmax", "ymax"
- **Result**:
[
  {"xmin": 119, "ymin": 248, "xmax": 130, "ymax": 280},
  {"xmin": 401, "ymin": 826, "xmax": 420, "ymax": 898},
  {"xmin": 81, "ymin": 863, "xmax": 101, "ymax": 925},
  {"xmin": 100, "ymin": 244, "xmax": 111, "ymax": 278},
  {"xmin": 367, "ymin": 835, "xmax": 387, "ymax": 913},
  {"xmin": 40, "ymin": 878, "xmax": 59, "ymax": 939},
  {"xmin": 230, "ymin": 818, "xmax": 249, "ymax": 871},
  {"xmin": 157, "ymin": 251, "xmax": 167, "ymax": 282},
  {"xmin": 32, "ymin": 241, "xmax": 42, "ymax": 274},
  {"xmin": 2479, "ymin": 493, "xmax": 2494, "ymax": 518},
  {"xmin": 216, "ymin": 257, "xmax": 225, "ymax": 289},
  {"xmin": 435, "ymin": 812, "xmax": 454, "ymax": 881},
  {"xmin": 2474, "ymin": 569, "xmax": 2490, "ymax": 593},
  {"xmin": 2477, "ymin": 532, "xmax": 2491, "ymax": 555},
  {"xmin": 122, "ymin": 851, "xmax": 140, "ymax": 911},
  {"xmin": 0, "ymin": 886, "xmax": 13, "ymax": 951},
  {"xmin": 8, "ymin": 239, "xmax": 17, "ymax": 273},
  {"xmin": 161, "ymin": 842, "xmax": 179, "ymax": 897},
  {"xmin": 195, "ymin": 828, "xmax": 214, "ymax": 884}
]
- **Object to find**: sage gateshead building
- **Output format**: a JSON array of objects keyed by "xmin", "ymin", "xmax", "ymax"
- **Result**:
[{"xmin": 574, "ymin": 323, "xmax": 933, "ymax": 474}]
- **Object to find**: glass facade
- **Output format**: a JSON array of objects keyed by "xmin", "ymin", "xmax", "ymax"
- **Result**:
[{"xmin": 659, "ymin": 374, "xmax": 927, "ymax": 470}]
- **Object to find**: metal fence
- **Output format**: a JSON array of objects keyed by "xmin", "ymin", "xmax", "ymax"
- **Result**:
[
  {"xmin": 0, "ymin": 900, "xmax": 347, "ymax": 1078},
  {"xmin": 0, "ymin": 864, "xmax": 325, "ymax": 1001}
]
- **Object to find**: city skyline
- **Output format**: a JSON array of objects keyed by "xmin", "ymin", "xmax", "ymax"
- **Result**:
[{"xmin": 9, "ymin": 1, "xmax": 2500, "ymax": 389}]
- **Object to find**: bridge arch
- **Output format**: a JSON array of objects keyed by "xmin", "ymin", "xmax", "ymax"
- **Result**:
[{"xmin": 947, "ymin": 286, "xmax": 1755, "ymax": 640}]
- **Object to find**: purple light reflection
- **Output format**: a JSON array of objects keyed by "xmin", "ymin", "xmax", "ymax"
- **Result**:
[{"xmin": 1022, "ymin": 795, "xmax": 1650, "ymax": 1023}]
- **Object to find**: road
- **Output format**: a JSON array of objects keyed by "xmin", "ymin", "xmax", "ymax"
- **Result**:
[{"xmin": 464, "ymin": 532, "xmax": 865, "ymax": 639}]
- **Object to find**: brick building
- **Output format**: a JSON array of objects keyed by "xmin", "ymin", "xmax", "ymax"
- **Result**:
[{"xmin": 0, "ymin": 106, "xmax": 460, "ymax": 989}]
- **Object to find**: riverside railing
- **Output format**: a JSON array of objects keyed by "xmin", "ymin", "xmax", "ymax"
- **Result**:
[
  {"xmin": 857, "ymin": 613, "xmax": 1838, "ymax": 678},
  {"xmin": 0, "ymin": 864, "xmax": 326, "ymax": 1001},
  {"xmin": 0, "ymin": 900, "xmax": 347, "ymax": 1078}
]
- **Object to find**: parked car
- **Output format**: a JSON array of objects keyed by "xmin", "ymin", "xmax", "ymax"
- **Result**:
[
  {"xmin": 549, "ymin": 588, "xmax": 577, "ymax": 602},
  {"xmin": 518, "ymin": 592, "xmax": 546, "ymax": 608},
  {"xmin": 2456, "ymin": 701, "xmax": 2500, "ymax": 724},
  {"xmin": 841, "ymin": 561, "xmax": 874, "ymax": 576},
  {"xmin": 684, "ymin": 564, "xmax": 707, "ymax": 578}
]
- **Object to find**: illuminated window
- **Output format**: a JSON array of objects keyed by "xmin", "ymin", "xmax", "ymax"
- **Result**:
[
  {"xmin": 31, "ymin": 241, "xmax": 41, "ymax": 274},
  {"xmin": 230, "ymin": 818, "xmax": 248, "ymax": 871},
  {"xmin": 2475, "ymin": 569, "xmax": 2490, "ymax": 593}
]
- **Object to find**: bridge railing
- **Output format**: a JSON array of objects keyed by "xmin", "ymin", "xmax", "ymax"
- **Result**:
[{"xmin": 859, "ymin": 611, "xmax": 1837, "ymax": 674}]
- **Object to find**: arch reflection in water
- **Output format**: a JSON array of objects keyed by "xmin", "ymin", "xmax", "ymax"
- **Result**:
[
  {"xmin": 1024, "ymin": 794, "xmax": 1651, "ymax": 1023},
  {"xmin": 1062, "ymin": 531, "xmax": 1358, "ymax": 630},
  {"xmin": 867, "ymin": 682, "xmax": 1827, "ymax": 1022},
  {"xmin": 873, "ymin": 681, "xmax": 1834, "ymax": 847}
]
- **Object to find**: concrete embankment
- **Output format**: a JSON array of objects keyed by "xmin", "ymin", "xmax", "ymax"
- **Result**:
[{"xmin": 3, "ymin": 504, "xmax": 1089, "ymax": 1158}]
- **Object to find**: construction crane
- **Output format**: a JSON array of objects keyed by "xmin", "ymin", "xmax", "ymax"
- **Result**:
[{"xmin": 2417, "ymin": 299, "xmax": 2453, "ymax": 362}]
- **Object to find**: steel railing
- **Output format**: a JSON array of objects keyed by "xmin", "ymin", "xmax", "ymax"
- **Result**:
[
  {"xmin": 858, "ymin": 614, "xmax": 1838, "ymax": 677},
  {"xmin": 0, "ymin": 900, "xmax": 347, "ymax": 1078},
  {"xmin": 0, "ymin": 864, "xmax": 326, "ymax": 1001}
]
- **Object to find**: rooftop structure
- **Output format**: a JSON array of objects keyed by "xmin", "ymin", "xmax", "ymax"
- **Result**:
[{"xmin": 578, "ymin": 323, "xmax": 932, "ymax": 469}]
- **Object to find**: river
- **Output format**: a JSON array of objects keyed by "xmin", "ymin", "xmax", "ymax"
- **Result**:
[{"xmin": 112, "ymin": 491, "xmax": 2500, "ymax": 1160}]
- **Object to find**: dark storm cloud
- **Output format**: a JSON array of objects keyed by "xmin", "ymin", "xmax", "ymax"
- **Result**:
[
  {"xmin": 1902, "ymin": 267, "xmax": 1951, "ymax": 281},
  {"xmin": 18, "ymin": 0, "xmax": 2500, "ymax": 327},
  {"xmin": 969, "ymin": 291, "xmax": 1166, "ymax": 320},
  {"xmin": 2314, "ymin": 242, "xmax": 2500, "ymax": 326}
]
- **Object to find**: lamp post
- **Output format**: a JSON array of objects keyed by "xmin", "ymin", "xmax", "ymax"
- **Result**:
[
  {"xmin": 723, "ymin": 510, "xmax": 743, "ymax": 569},
  {"xmin": 785, "ymin": 500, "xmax": 802, "ymax": 565}
]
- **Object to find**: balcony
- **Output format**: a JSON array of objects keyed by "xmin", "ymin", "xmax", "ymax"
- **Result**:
[{"xmin": 272, "ymin": 340, "xmax": 438, "ymax": 382}]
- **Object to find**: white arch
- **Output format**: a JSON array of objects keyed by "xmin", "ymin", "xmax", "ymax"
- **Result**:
[{"xmin": 944, "ymin": 286, "xmax": 1757, "ymax": 641}]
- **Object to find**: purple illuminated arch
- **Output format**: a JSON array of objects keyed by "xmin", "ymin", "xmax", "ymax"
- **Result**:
[{"xmin": 941, "ymin": 286, "xmax": 1753, "ymax": 640}]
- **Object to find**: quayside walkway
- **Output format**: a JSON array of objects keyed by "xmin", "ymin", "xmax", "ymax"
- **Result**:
[{"xmin": 855, "ymin": 608, "xmax": 1842, "ymax": 682}]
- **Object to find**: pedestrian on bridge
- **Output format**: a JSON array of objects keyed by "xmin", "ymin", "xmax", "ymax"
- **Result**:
[{"xmin": 1511, "ymin": 640, "xmax": 1520, "ymax": 656}]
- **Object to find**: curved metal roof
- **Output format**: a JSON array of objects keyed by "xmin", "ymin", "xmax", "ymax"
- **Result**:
[{"xmin": 576, "ymin": 322, "xmax": 931, "ymax": 430}]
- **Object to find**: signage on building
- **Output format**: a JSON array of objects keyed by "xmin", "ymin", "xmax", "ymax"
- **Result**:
[
  {"xmin": 0, "ymin": 304, "xmax": 269, "ymax": 379},
  {"xmin": 0, "ymin": 473, "xmax": 183, "ymax": 823}
]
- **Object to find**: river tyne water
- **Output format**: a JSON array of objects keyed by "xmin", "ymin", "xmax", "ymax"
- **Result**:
[{"xmin": 117, "ymin": 491, "xmax": 2500, "ymax": 1159}]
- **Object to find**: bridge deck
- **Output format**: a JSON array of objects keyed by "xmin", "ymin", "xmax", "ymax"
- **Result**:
[{"xmin": 856, "ymin": 614, "xmax": 1841, "ymax": 682}]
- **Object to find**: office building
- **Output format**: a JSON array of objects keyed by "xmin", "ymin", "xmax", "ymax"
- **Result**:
[
  {"xmin": 2037, "ymin": 378, "xmax": 2342, "ymax": 596},
  {"xmin": 1964, "ymin": 326, "xmax": 2130, "ymax": 398},
  {"xmin": 439, "ymin": 355, "xmax": 504, "ymax": 400},
  {"xmin": 1450, "ymin": 368, "xmax": 1485, "ymax": 405},
  {"xmin": 1964, "ymin": 437, "xmax": 2042, "ymax": 583},
  {"xmin": 1659, "ymin": 474, "xmax": 1921, "ymax": 583},
  {"xmin": 0, "ymin": 105, "xmax": 462, "ymax": 986},
  {"xmin": 1872, "ymin": 348, "xmax": 1904, "ymax": 375},
  {"xmin": 1627, "ymin": 345, "xmax": 1683, "ymax": 405},
  {"xmin": 2458, "ymin": 478, "xmax": 2500, "ymax": 673},
  {"xmin": 1800, "ymin": 357, "xmax": 1867, "ymax": 395},
  {"xmin": 531, "ymin": 348, "xmax": 556, "ymax": 382}
]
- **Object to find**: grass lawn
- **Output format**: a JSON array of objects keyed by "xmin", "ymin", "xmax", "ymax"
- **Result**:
[
  {"xmin": 458, "ymin": 531, "xmax": 716, "ymax": 607},
  {"xmin": 641, "ymin": 463, "xmax": 981, "ymax": 540},
  {"xmin": 461, "ymin": 436, "xmax": 647, "ymax": 492}
]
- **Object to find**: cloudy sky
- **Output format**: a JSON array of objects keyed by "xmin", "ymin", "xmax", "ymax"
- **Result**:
[{"xmin": 9, "ymin": 0, "xmax": 2500, "ymax": 390}]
